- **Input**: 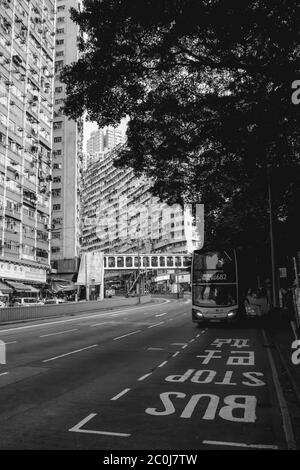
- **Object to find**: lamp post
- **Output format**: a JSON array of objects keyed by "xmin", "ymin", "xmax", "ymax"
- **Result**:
[{"xmin": 137, "ymin": 235, "xmax": 141, "ymax": 304}]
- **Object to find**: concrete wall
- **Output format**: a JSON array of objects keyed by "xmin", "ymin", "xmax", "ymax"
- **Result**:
[{"xmin": 0, "ymin": 295, "xmax": 152, "ymax": 324}]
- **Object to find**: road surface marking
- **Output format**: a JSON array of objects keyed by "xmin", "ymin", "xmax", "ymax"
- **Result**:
[
  {"xmin": 148, "ymin": 322, "xmax": 164, "ymax": 329},
  {"xmin": 189, "ymin": 339, "xmax": 195, "ymax": 343},
  {"xmin": 90, "ymin": 322, "xmax": 110, "ymax": 327},
  {"xmin": 158, "ymin": 361, "xmax": 168, "ymax": 368},
  {"xmin": 203, "ymin": 440, "xmax": 278, "ymax": 449},
  {"xmin": 290, "ymin": 321, "xmax": 298, "ymax": 340},
  {"xmin": 147, "ymin": 347, "xmax": 165, "ymax": 351},
  {"xmin": 4, "ymin": 341, "xmax": 17, "ymax": 344},
  {"xmin": 0, "ymin": 300, "xmax": 170, "ymax": 334},
  {"xmin": 69, "ymin": 413, "xmax": 131, "ymax": 437},
  {"xmin": 40, "ymin": 329, "xmax": 78, "ymax": 338},
  {"xmin": 171, "ymin": 343, "xmax": 186, "ymax": 346},
  {"xmin": 169, "ymin": 318, "xmax": 174, "ymax": 321},
  {"xmin": 182, "ymin": 344, "xmax": 188, "ymax": 349},
  {"xmin": 138, "ymin": 372, "xmax": 153, "ymax": 381},
  {"xmin": 172, "ymin": 351, "xmax": 180, "ymax": 357},
  {"xmin": 0, "ymin": 372, "xmax": 8, "ymax": 377},
  {"xmin": 43, "ymin": 344, "xmax": 98, "ymax": 363},
  {"xmin": 155, "ymin": 313, "xmax": 167, "ymax": 317},
  {"xmin": 262, "ymin": 329, "xmax": 296, "ymax": 450},
  {"xmin": 113, "ymin": 330, "xmax": 141, "ymax": 341},
  {"xmin": 111, "ymin": 388, "xmax": 131, "ymax": 401}
]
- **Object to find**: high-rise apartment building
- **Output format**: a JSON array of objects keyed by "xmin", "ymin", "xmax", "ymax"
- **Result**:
[
  {"xmin": 0, "ymin": 0, "xmax": 56, "ymax": 287},
  {"xmin": 81, "ymin": 145, "xmax": 201, "ymax": 255},
  {"xmin": 50, "ymin": 0, "xmax": 83, "ymax": 279},
  {"xmin": 85, "ymin": 125, "xmax": 125, "ymax": 165}
]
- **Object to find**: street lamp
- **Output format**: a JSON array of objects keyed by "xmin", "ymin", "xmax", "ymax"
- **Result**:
[{"xmin": 267, "ymin": 165, "xmax": 278, "ymax": 308}]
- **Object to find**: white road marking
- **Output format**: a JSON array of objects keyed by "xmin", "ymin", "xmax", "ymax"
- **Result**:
[
  {"xmin": 203, "ymin": 440, "xmax": 278, "ymax": 449},
  {"xmin": 40, "ymin": 329, "xmax": 78, "ymax": 338},
  {"xmin": 0, "ymin": 300, "xmax": 171, "ymax": 334},
  {"xmin": 147, "ymin": 347, "xmax": 165, "ymax": 351},
  {"xmin": 148, "ymin": 322, "xmax": 164, "ymax": 329},
  {"xmin": 182, "ymin": 344, "xmax": 188, "ymax": 349},
  {"xmin": 0, "ymin": 372, "xmax": 8, "ymax": 377},
  {"xmin": 171, "ymin": 343, "xmax": 186, "ymax": 346},
  {"xmin": 111, "ymin": 388, "xmax": 131, "ymax": 401},
  {"xmin": 172, "ymin": 351, "xmax": 180, "ymax": 357},
  {"xmin": 69, "ymin": 413, "xmax": 131, "ymax": 437},
  {"xmin": 169, "ymin": 318, "xmax": 174, "ymax": 321},
  {"xmin": 90, "ymin": 322, "xmax": 110, "ymax": 327},
  {"xmin": 158, "ymin": 361, "xmax": 168, "ymax": 368},
  {"xmin": 189, "ymin": 338, "xmax": 195, "ymax": 343},
  {"xmin": 155, "ymin": 313, "xmax": 167, "ymax": 317},
  {"xmin": 262, "ymin": 329, "xmax": 296, "ymax": 450},
  {"xmin": 290, "ymin": 321, "xmax": 298, "ymax": 340},
  {"xmin": 113, "ymin": 330, "xmax": 141, "ymax": 341},
  {"xmin": 138, "ymin": 373, "xmax": 152, "ymax": 381},
  {"xmin": 43, "ymin": 344, "xmax": 98, "ymax": 363},
  {"xmin": 4, "ymin": 341, "xmax": 17, "ymax": 345}
]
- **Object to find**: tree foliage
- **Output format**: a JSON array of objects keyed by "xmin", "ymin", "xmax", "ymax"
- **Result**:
[{"xmin": 61, "ymin": 0, "xmax": 300, "ymax": 251}]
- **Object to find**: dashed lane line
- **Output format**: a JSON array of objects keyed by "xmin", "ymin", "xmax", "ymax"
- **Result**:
[
  {"xmin": 138, "ymin": 372, "xmax": 153, "ymax": 381},
  {"xmin": 0, "ymin": 372, "xmax": 8, "ymax": 377},
  {"xmin": 158, "ymin": 361, "xmax": 168, "ymax": 368},
  {"xmin": 148, "ymin": 322, "xmax": 164, "ymax": 329},
  {"xmin": 113, "ymin": 330, "xmax": 141, "ymax": 341},
  {"xmin": 155, "ymin": 313, "xmax": 167, "ymax": 317},
  {"xmin": 40, "ymin": 329, "xmax": 78, "ymax": 338},
  {"xmin": 42, "ymin": 344, "xmax": 98, "ymax": 363},
  {"xmin": 111, "ymin": 388, "xmax": 131, "ymax": 401}
]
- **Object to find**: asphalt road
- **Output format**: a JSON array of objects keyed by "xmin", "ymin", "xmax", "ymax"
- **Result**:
[{"xmin": 0, "ymin": 298, "xmax": 297, "ymax": 450}]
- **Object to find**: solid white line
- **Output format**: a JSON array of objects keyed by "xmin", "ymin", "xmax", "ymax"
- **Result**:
[
  {"xmin": 203, "ymin": 440, "xmax": 278, "ymax": 449},
  {"xmin": 111, "ymin": 388, "xmax": 131, "ymax": 401},
  {"xmin": 155, "ymin": 313, "xmax": 167, "ymax": 317},
  {"xmin": 262, "ymin": 329, "xmax": 296, "ymax": 450},
  {"xmin": 113, "ymin": 330, "xmax": 141, "ymax": 341},
  {"xmin": 40, "ymin": 329, "xmax": 78, "ymax": 338},
  {"xmin": 172, "ymin": 351, "xmax": 180, "ymax": 357},
  {"xmin": 43, "ymin": 344, "xmax": 98, "ymax": 363},
  {"xmin": 148, "ymin": 322, "xmax": 164, "ymax": 329},
  {"xmin": 0, "ymin": 300, "xmax": 171, "ymax": 334},
  {"xmin": 138, "ymin": 373, "xmax": 152, "ymax": 381},
  {"xmin": 0, "ymin": 372, "xmax": 8, "ymax": 377},
  {"xmin": 147, "ymin": 347, "xmax": 165, "ymax": 351},
  {"xmin": 69, "ymin": 413, "xmax": 131, "ymax": 437},
  {"xmin": 290, "ymin": 321, "xmax": 298, "ymax": 340},
  {"xmin": 158, "ymin": 361, "xmax": 168, "ymax": 368}
]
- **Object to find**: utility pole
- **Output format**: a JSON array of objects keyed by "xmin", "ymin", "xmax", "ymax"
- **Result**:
[
  {"xmin": 137, "ymin": 236, "xmax": 141, "ymax": 304},
  {"xmin": 267, "ymin": 166, "xmax": 278, "ymax": 308},
  {"xmin": 176, "ymin": 256, "xmax": 180, "ymax": 299}
]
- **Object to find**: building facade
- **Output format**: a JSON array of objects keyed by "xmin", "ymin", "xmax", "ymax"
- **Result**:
[
  {"xmin": 50, "ymin": 0, "xmax": 83, "ymax": 279},
  {"xmin": 0, "ymin": 0, "xmax": 56, "ymax": 287},
  {"xmin": 81, "ymin": 145, "xmax": 201, "ymax": 256},
  {"xmin": 85, "ymin": 125, "xmax": 125, "ymax": 166}
]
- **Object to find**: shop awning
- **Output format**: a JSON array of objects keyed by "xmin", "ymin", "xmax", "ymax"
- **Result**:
[
  {"xmin": 6, "ymin": 281, "xmax": 33, "ymax": 292},
  {"xmin": 51, "ymin": 280, "xmax": 76, "ymax": 293},
  {"xmin": 0, "ymin": 281, "xmax": 13, "ymax": 294},
  {"xmin": 25, "ymin": 285, "xmax": 40, "ymax": 293}
]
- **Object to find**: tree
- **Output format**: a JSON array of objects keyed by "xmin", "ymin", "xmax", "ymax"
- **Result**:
[{"xmin": 61, "ymin": 0, "xmax": 300, "ymax": 251}]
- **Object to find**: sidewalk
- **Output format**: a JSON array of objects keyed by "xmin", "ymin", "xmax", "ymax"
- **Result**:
[{"xmin": 264, "ymin": 313, "xmax": 300, "ymax": 449}]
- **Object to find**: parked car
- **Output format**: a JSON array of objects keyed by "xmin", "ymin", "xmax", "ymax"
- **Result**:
[
  {"xmin": 44, "ymin": 297, "xmax": 67, "ymax": 305},
  {"xmin": 13, "ymin": 297, "xmax": 44, "ymax": 307}
]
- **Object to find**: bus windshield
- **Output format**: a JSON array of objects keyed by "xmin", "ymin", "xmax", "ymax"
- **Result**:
[
  {"xmin": 192, "ymin": 249, "xmax": 238, "ymax": 308},
  {"xmin": 192, "ymin": 284, "xmax": 237, "ymax": 307}
]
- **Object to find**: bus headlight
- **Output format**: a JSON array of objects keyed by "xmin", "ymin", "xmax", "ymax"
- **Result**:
[{"xmin": 227, "ymin": 309, "xmax": 238, "ymax": 317}]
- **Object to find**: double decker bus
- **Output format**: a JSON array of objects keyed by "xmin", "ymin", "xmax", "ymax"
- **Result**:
[{"xmin": 192, "ymin": 248, "xmax": 239, "ymax": 324}]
